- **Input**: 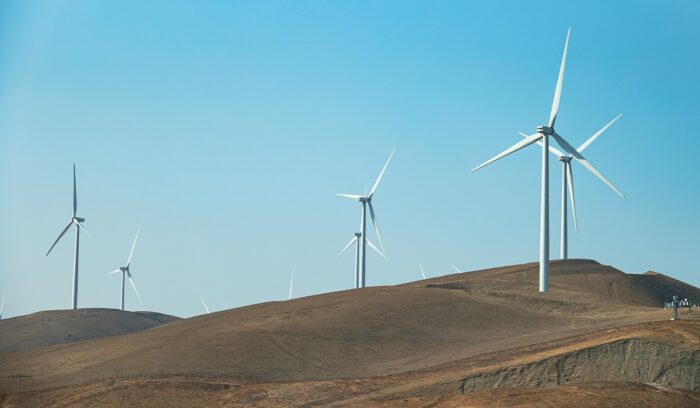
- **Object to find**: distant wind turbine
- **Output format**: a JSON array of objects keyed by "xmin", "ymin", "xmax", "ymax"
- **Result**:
[
  {"xmin": 450, "ymin": 265, "xmax": 461, "ymax": 273},
  {"xmin": 46, "ymin": 164, "xmax": 87, "ymax": 309},
  {"xmin": 338, "ymin": 148, "xmax": 396, "ymax": 288},
  {"xmin": 108, "ymin": 228, "xmax": 142, "ymax": 311},
  {"xmin": 200, "ymin": 296, "xmax": 211, "ymax": 313},
  {"xmin": 518, "ymin": 113, "xmax": 624, "ymax": 259},
  {"xmin": 288, "ymin": 270, "xmax": 294, "ymax": 300},
  {"xmin": 338, "ymin": 232, "xmax": 386, "ymax": 288},
  {"xmin": 419, "ymin": 263, "xmax": 427, "ymax": 280},
  {"xmin": 471, "ymin": 28, "xmax": 621, "ymax": 293},
  {"xmin": 0, "ymin": 291, "xmax": 5, "ymax": 319}
]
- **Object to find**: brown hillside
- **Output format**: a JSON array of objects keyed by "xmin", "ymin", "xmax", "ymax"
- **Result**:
[
  {"xmin": 0, "ymin": 259, "xmax": 698, "ymax": 407},
  {"xmin": 0, "ymin": 308, "xmax": 180, "ymax": 354}
]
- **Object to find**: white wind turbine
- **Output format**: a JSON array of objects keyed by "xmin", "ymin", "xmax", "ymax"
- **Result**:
[
  {"xmin": 338, "ymin": 148, "xmax": 395, "ymax": 288},
  {"xmin": 419, "ymin": 263, "xmax": 427, "ymax": 280},
  {"xmin": 108, "ymin": 228, "xmax": 142, "ymax": 311},
  {"xmin": 519, "ymin": 113, "xmax": 624, "ymax": 259},
  {"xmin": 200, "ymin": 296, "xmax": 211, "ymax": 313},
  {"xmin": 0, "ymin": 291, "xmax": 6, "ymax": 319},
  {"xmin": 338, "ymin": 232, "xmax": 386, "ymax": 288},
  {"xmin": 472, "ymin": 28, "xmax": 621, "ymax": 293},
  {"xmin": 288, "ymin": 271, "xmax": 294, "ymax": 300},
  {"xmin": 46, "ymin": 164, "xmax": 87, "ymax": 309}
]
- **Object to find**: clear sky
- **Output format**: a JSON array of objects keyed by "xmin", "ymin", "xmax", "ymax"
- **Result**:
[{"xmin": 1, "ymin": 1, "xmax": 698, "ymax": 318}]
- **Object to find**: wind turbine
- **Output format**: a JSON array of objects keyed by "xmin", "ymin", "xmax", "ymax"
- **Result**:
[
  {"xmin": 450, "ymin": 264, "xmax": 461, "ymax": 273},
  {"xmin": 108, "ymin": 228, "xmax": 142, "ymax": 311},
  {"xmin": 0, "ymin": 291, "xmax": 5, "ymax": 319},
  {"xmin": 419, "ymin": 263, "xmax": 427, "ymax": 280},
  {"xmin": 200, "ymin": 296, "xmax": 211, "ymax": 313},
  {"xmin": 288, "ymin": 271, "xmax": 294, "ymax": 300},
  {"xmin": 518, "ymin": 113, "xmax": 624, "ymax": 259},
  {"xmin": 46, "ymin": 164, "xmax": 87, "ymax": 309},
  {"xmin": 338, "ymin": 232, "xmax": 386, "ymax": 289},
  {"xmin": 472, "ymin": 28, "xmax": 620, "ymax": 293},
  {"xmin": 337, "ymin": 148, "xmax": 396, "ymax": 288}
]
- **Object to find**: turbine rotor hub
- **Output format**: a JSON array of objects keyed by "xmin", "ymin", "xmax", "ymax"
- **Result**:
[
  {"xmin": 359, "ymin": 196, "xmax": 371, "ymax": 203},
  {"xmin": 536, "ymin": 125, "xmax": 554, "ymax": 135}
]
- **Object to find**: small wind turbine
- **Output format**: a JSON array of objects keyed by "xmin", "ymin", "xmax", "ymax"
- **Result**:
[
  {"xmin": 338, "ymin": 148, "xmax": 396, "ymax": 288},
  {"xmin": 338, "ymin": 232, "xmax": 386, "ymax": 288},
  {"xmin": 519, "ymin": 113, "xmax": 624, "ymax": 259},
  {"xmin": 200, "ymin": 296, "xmax": 211, "ymax": 313},
  {"xmin": 108, "ymin": 228, "xmax": 142, "ymax": 311},
  {"xmin": 288, "ymin": 271, "xmax": 294, "ymax": 300},
  {"xmin": 46, "ymin": 164, "xmax": 87, "ymax": 310},
  {"xmin": 419, "ymin": 263, "xmax": 427, "ymax": 280},
  {"xmin": 472, "ymin": 28, "xmax": 621, "ymax": 293},
  {"xmin": 0, "ymin": 291, "xmax": 5, "ymax": 319}
]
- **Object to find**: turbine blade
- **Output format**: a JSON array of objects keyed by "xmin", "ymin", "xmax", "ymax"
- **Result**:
[
  {"xmin": 200, "ymin": 296, "xmax": 210, "ymax": 313},
  {"xmin": 519, "ymin": 131, "xmax": 565, "ymax": 157},
  {"xmin": 451, "ymin": 264, "xmax": 461, "ymax": 273},
  {"xmin": 552, "ymin": 132, "xmax": 624, "ymax": 198},
  {"xmin": 337, "ymin": 193, "xmax": 362, "ymax": 200},
  {"xmin": 288, "ymin": 271, "xmax": 294, "ymax": 300},
  {"xmin": 471, "ymin": 133, "xmax": 543, "ymax": 172},
  {"xmin": 76, "ymin": 221, "xmax": 88, "ymax": 235},
  {"xmin": 368, "ymin": 202, "xmax": 385, "ymax": 254},
  {"xmin": 577, "ymin": 113, "xmax": 623, "ymax": 153},
  {"xmin": 567, "ymin": 162, "xmax": 578, "ymax": 233},
  {"xmin": 73, "ymin": 163, "xmax": 77, "ymax": 217},
  {"xmin": 365, "ymin": 238, "xmax": 387, "ymax": 260},
  {"xmin": 338, "ymin": 236, "xmax": 358, "ymax": 256},
  {"xmin": 46, "ymin": 220, "xmax": 74, "ymax": 256},
  {"xmin": 549, "ymin": 28, "xmax": 571, "ymax": 128},
  {"xmin": 369, "ymin": 147, "xmax": 396, "ymax": 197},
  {"xmin": 126, "ymin": 227, "xmax": 141, "ymax": 267},
  {"xmin": 419, "ymin": 263, "xmax": 426, "ymax": 279},
  {"xmin": 127, "ymin": 271, "xmax": 143, "ymax": 305},
  {"xmin": 108, "ymin": 269, "xmax": 122, "ymax": 275},
  {"xmin": 574, "ymin": 156, "xmax": 624, "ymax": 198},
  {"xmin": 0, "ymin": 291, "xmax": 5, "ymax": 316}
]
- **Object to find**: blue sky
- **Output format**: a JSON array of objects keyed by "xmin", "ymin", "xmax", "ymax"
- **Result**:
[{"xmin": 1, "ymin": 1, "xmax": 698, "ymax": 318}]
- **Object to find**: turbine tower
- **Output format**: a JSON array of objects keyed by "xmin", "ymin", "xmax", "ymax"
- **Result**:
[
  {"xmin": 472, "ymin": 29, "xmax": 619, "ymax": 293},
  {"xmin": 338, "ymin": 232, "xmax": 386, "ymax": 288},
  {"xmin": 108, "ymin": 228, "xmax": 142, "ymax": 311},
  {"xmin": 46, "ymin": 164, "xmax": 87, "ymax": 309},
  {"xmin": 337, "ymin": 148, "xmax": 395, "ymax": 288},
  {"xmin": 519, "ymin": 113, "xmax": 624, "ymax": 259}
]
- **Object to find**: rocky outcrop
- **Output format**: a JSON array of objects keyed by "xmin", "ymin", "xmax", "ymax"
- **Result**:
[{"xmin": 459, "ymin": 339, "xmax": 699, "ymax": 392}]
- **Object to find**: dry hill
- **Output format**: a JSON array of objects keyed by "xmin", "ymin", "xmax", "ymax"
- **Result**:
[
  {"xmin": 0, "ymin": 259, "xmax": 698, "ymax": 407},
  {"xmin": 0, "ymin": 308, "xmax": 179, "ymax": 354}
]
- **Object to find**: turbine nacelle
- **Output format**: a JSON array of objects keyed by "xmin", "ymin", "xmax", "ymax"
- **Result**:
[
  {"xmin": 557, "ymin": 155, "xmax": 572, "ymax": 162},
  {"xmin": 537, "ymin": 125, "xmax": 554, "ymax": 135},
  {"xmin": 74, "ymin": 217, "xmax": 85, "ymax": 223}
]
